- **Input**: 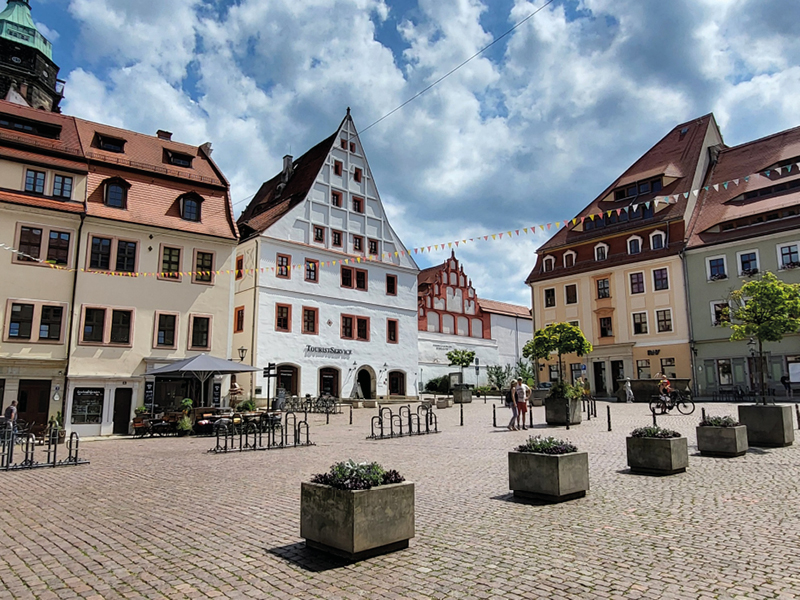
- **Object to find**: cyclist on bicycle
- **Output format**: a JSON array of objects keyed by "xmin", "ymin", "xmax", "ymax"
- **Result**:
[{"xmin": 657, "ymin": 373, "xmax": 671, "ymax": 399}]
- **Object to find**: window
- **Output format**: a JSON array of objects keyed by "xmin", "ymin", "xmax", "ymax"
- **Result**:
[
  {"xmin": 305, "ymin": 259, "xmax": 319, "ymax": 283},
  {"xmin": 597, "ymin": 279, "xmax": 610, "ymax": 299},
  {"xmin": 314, "ymin": 226, "xmax": 325, "ymax": 243},
  {"xmin": 302, "ymin": 307, "xmax": 318, "ymax": 334},
  {"xmin": 332, "ymin": 231, "xmax": 342, "ymax": 247},
  {"xmin": 707, "ymin": 256, "xmax": 727, "ymax": 280},
  {"xmin": 660, "ymin": 358, "xmax": 676, "ymax": 379},
  {"xmin": 712, "ymin": 302, "xmax": 730, "ymax": 326},
  {"xmin": 717, "ymin": 359, "xmax": 732, "ymax": 386},
  {"xmin": 354, "ymin": 167, "xmax": 363, "ymax": 183},
  {"xmin": 17, "ymin": 226, "xmax": 42, "ymax": 261},
  {"xmin": 82, "ymin": 308, "xmax": 106, "ymax": 343},
  {"xmin": 779, "ymin": 244, "xmax": 800, "ymax": 268},
  {"xmin": 544, "ymin": 256, "xmax": 554, "ymax": 272},
  {"xmin": 650, "ymin": 232, "xmax": 665, "ymax": 250},
  {"xmin": 180, "ymin": 196, "xmax": 201, "ymax": 222},
  {"xmin": 71, "ymin": 388, "xmax": 104, "ymax": 425},
  {"xmin": 356, "ymin": 317, "xmax": 369, "ymax": 341},
  {"xmin": 53, "ymin": 175, "xmax": 73, "ymax": 199},
  {"xmin": 190, "ymin": 315, "xmax": 211, "ymax": 349},
  {"xmin": 39, "ymin": 306, "xmax": 63, "ymax": 340},
  {"xmin": 275, "ymin": 304, "xmax": 291, "ymax": 332},
  {"xmin": 331, "ymin": 190, "xmax": 342, "ymax": 207},
  {"xmin": 653, "ymin": 267, "xmax": 669, "ymax": 291},
  {"xmin": 341, "ymin": 266, "xmax": 353, "ymax": 288},
  {"xmin": 544, "ymin": 288, "xmax": 556, "ymax": 308},
  {"xmin": 105, "ymin": 182, "xmax": 127, "ymax": 209},
  {"xmin": 342, "ymin": 266, "xmax": 368, "ymax": 291},
  {"xmin": 639, "ymin": 181, "xmax": 650, "ymax": 194},
  {"xmin": 386, "ymin": 274, "xmax": 397, "ymax": 296},
  {"xmin": 353, "ymin": 235, "xmax": 363, "ymax": 252},
  {"xmin": 656, "ymin": 309, "xmax": 672, "ymax": 333},
  {"xmin": 387, "ymin": 319, "xmax": 398, "ymax": 343},
  {"xmin": 355, "ymin": 269, "xmax": 367, "ymax": 291},
  {"xmin": 166, "ymin": 150, "xmax": 193, "ymax": 168},
  {"xmin": 368, "ymin": 239, "xmax": 379, "ymax": 255},
  {"xmin": 110, "ymin": 310, "xmax": 132, "ymax": 344},
  {"xmin": 0, "ymin": 114, "xmax": 61, "ymax": 138},
  {"xmin": 25, "ymin": 169, "xmax": 45, "ymax": 194},
  {"xmin": 549, "ymin": 364, "xmax": 559, "ymax": 382},
  {"xmin": 341, "ymin": 139, "xmax": 348, "ymax": 149},
  {"xmin": 630, "ymin": 272, "xmax": 644, "ymax": 294},
  {"xmin": 116, "ymin": 241, "xmax": 137, "ymax": 273},
  {"xmin": 90, "ymin": 237, "xmax": 112, "ymax": 270},
  {"xmin": 334, "ymin": 160, "xmax": 343, "ymax": 176},
  {"xmin": 96, "ymin": 134, "xmax": 125, "ymax": 153},
  {"xmin": 341, "ymin": 315, "xmax": 353, "ymax": 339},
  {"xmin": 234, "ymin": 307, "xmax": 245, "ymax": 333},
  {"xmin": 352, "ymin": 197, "xmax": 363, "ymax": 213},
  {"xmin": 46, "ymin": 231, "xmax": 70, "ymax": 265},
  {"xmin": 350, "ymin": 142, "xmax": 356, "ymax": 153},
  {"xmin": 194, "ymin": 251, "xmax": 214, "ymax": 284},
  {"xmin": 564, "ymin": 251, "xmax": 575, "ymax": 268},
  {"xmin": 637, "ymin": 359, "xmax": 651, "ymax": 379},
  {"xmin": 628, "ymin": 237, "xmax": 641, "ymax": 255},
  {"xmin": 738, "ymin": 251, "xmax": 759, "ymax": 275},
  {"xmin": 8, "ymin": 303, "xmax": 33, "ymax": 339},
  {"xmin": 155, "ymin": 313, "xmax": 177, "ymax": 347},
  {"xmin": 599, "ymin": 317, "xmax": 613, "ymax": 337},
  {"xmin": 632, "ymin": 312, "xmax": 648, "ymax": 334},
  {"xmin": 235, "ymin": 255, "xmax": 244, "ymax": 280},
  {"xmin": 160, "ymin": 246, "xmax": 181, "ymax": 279},
  {"xmin": 276, "ymin": 254, "xmax": 291, "ymax": 279},
  {"xmin": 565, "ymin": 284, "xmax": 577, "ymax": 305}
]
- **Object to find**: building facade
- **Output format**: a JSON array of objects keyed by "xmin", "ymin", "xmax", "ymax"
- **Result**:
[
  {"xmin": 236, "ymin": 111, "xmax": 420, "ymax": 401},
  {"xmin": 527, "ymin": 115, "xmax": 724, "ymax": 395},
  {"xmin": 417, "ymin": 252, "xmax": 532, "ymax": 387}
]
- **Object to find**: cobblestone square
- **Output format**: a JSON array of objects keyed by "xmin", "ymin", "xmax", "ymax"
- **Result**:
[{"xmin": 2, "ymin": 401, "xmax": 800, "ymax": 599}]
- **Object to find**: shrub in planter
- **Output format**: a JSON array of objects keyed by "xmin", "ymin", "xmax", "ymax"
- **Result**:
[
  {"xmin": 697, "ymin": 415, "xmax": 748, "ymax": 457},
  {"xmin": 301, "ymin": 460, "xmax": 414, "ymax": 560},
  {"xmin": 508, "ymin": 436, "xmax": 589, "ymax": 503},
  {"xmin": 627, "ymin": 426, "xmax": 688, "ymax": 475},
  {"xmin": 176, "ymin": 416, "xmax": 193, "ymax": 437},
  {"xmin": 737, "ymin": 405, "xmax": 794, "ymax": 447},
  {"xmin": 544, "ymin": 381, "xmax": 583, "ymax": 425}
]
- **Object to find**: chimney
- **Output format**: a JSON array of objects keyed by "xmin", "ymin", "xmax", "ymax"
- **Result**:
[
  {"xmin": 281, "ymin": 155, "xmax": 293, "ymax": 183},
  {"xmin": 199, "ymin": 142, "xmax": 213, "ymax": 156},
  {"xmin": 157, "ymin": 130, "xmax": 173, "ymax": 141}
]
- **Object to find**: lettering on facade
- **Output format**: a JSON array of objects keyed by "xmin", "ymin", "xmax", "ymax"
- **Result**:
[
  {"xmin": 647, "ymin": 349, "xmax": 661, "ymax": 356},
  {"xmin": 433, "ymin": 344, "xmax": 453, "ymax": 351},
  {"xmin": 305, "ymin": 345, "xmax": 353, "ymax": 356}
]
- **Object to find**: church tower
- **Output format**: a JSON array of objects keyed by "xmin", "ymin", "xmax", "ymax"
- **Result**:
[{"xmin": 0, "ymin": 0, "xmax": 62, "ymax": 111}]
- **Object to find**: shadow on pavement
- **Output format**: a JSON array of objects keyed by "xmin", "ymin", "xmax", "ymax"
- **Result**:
[
  {"xmin": 266, "ymin": 542, "xmax": 353, "ymax": 572},
  {"xmin": 489, "ymin": 492, "xmax": 552, "ymax": 506}
]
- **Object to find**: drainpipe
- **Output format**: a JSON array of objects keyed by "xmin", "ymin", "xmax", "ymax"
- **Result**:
[
  {"xmin": 680, "ymin": 247, "xmax": 699, "ymax": 398},
  {"xmin": 63, "ymin": 213, "xmax": 85, "ymax": 430},
  {"xmin": 251, "ymin": 237, "xmax": 259, "ymax": 401}
]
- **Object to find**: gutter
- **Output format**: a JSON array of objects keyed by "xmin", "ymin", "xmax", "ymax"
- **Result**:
[{"xmin": 62, "ymin": 212, "xmax": 84, "ymax": 428}]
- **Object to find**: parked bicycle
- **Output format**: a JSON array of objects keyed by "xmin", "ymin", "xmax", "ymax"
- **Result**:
[{"xmin": 649, "ymin": 390, "xmax": 695, "ymax": 415}]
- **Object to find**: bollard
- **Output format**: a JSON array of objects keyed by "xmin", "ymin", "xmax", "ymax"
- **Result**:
[
  {"xmin": 326, "ymin": 410, "xmax": 330, "ymax": 425},
  {"xmin": 652, "ymin": 408, "xmax": 658, "ymax": 427},
  {"xmin": 460, "ymin": 402, "xmax": 464, "ymax": 427},
  {"xmin": 607, "ymin": 405, "xmax": 612, "ymax": 432},
  {"xmin": 593, "ymin": 397, "xmax": 597, "ymax": 418},
  {"xmin": 529, "ymin": 404, "xmax": 533, "ymax": 428},
  {"xmin": 701, "ymin": 407, "xmax": 707, "ymax": 422},
  {"xmin": 565, "ymin": 403, "xmax": 570, "ymax": 430},
  {"xmin": 350, "ymin": 404, "xmax": 353, "ymax": 425},
  {"xmin": 796, "ymin": 404, "xmax": 800, "ymax": 430},
  {"xmin": 493, "ymin": 403, "xmax": 497, "ymax": 428},
  {"xmin": 587, "ymin": 400, "xmax": 591, "ymax": 421}
]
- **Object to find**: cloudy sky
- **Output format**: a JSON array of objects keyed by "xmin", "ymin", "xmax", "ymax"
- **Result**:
[{"xmin": 30, "ymin": 0, "xmax": 800, "ymax": 304}]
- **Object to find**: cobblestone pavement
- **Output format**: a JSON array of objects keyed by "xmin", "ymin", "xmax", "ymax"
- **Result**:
[{"xmin": 2, "ymin": 401, "xmax": 800, "ymax": 600}]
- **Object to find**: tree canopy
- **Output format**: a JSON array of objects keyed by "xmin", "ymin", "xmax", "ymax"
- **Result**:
[
  {"xmin": 727, "ymin": 271, "xmax": 800, "ymax": 344},
  {"xmin": 523, "ymin": 322, "xmax": 592, "ymax": 384},
  {"xmin": 447, "ymin": 349, "xmax": 476, "ymax": 368}
]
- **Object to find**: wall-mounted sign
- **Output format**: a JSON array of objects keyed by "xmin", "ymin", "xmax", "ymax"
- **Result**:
[
  {"xmin": 305, "ymin": 345, "xmax": 353, "ymax": 356},
  {"xmin": 433, "ymin": 344, "xmax": 453, "ymax": 351},
  {"xmin": 647, "ymin": 349, "xmax": 661, "ymax": 356}
]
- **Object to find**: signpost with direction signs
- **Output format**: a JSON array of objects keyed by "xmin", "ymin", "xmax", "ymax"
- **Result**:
[{"xmin": 262, "ymin": 363, "xmax": 277, "ymax": 404}]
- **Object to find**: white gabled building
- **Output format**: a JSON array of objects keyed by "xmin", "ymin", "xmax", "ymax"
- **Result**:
[{"xmin": 235, "ymin": 110, "xmax": 420, "ymax": 401}]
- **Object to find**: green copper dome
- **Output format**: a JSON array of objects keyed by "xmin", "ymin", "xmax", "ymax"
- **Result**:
[{"xmin": 0, "ymin": 1, "xmax": 53, "ymax": 61}]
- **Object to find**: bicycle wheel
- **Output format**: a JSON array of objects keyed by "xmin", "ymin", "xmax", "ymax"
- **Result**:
[
  {"xmin": 648, "ymin": 398, "xmax": 662, "ymax": 414},
  {"xmin": 676, "ymin": 395, "xmax": 695, "ymax": 415}
]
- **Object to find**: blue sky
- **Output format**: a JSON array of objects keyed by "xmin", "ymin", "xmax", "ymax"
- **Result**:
[{"xmin": 26, "ymin": 0, "xmax": 800, "ymax": 304}]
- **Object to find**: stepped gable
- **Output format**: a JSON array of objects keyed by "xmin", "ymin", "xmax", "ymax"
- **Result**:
[{"xmin": 687, "ymin": 123, "xmax": 800, "ymax": 249}]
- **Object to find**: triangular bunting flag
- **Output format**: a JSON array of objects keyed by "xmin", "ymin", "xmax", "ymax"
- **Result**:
[
  {"xmin": 764, "ymin": 170, "xmax": 771, "ymax": 177},
  {"xmin": 733, "ymin": 179, "xmax": 739, "ymax": 185},
  {"xmin": 498, "ymin": 233, "xmax": 503, "ymax": 239},
  {"xmin": 515, "ymin": 230, "xmax": 520, "ymax": 235},
  {"xmin": 539, "ymin": 225, "xmax": 545, "ymax": 231},
  {"xmin": 723, "ymin": 182, "xmax": 729, "ymax": 189},
  {"xmin": 546, "ymin": 223, "xmax": 551, "ymax": 230},
  {"xmin": 455, "ymin": 241, "xmax": 459, "ymax": 246},
  {"xmin": 776, "ymin": 167, "xmax": 782, "ymax": 175},
  {"xmin": 692, "ymin": 190, "xmax": 699, "ymax": 197},
  {"xmin": 744, "ymin": 176, "xmax": 750, "ymax": 182},
  {"xmin": 492, "ymin": 234, "xmax": 497, "ymax": 240},
  {"xmin": 507, "ymin": 231, "xmax": 512, "ymax": 237},
  {"xmin": 713, "ymin": 184, "xmax": 719, "ymax": 191},
  {"xmin": 523, "ymin": 228, "xmax": 528, "ymax": 234},
  {"xmin": 484, "ymin": 236, "xmax": 489, "ymax": 241},
  {"xmin": 683, "ymin": 192, "xmax": 689, "ymax": 199},
  {"xmin": 654, "ymin": 198, "xmax": 660, "ymax": 207},
  {"xmin": 645, "ymin": 202, "xmax": 651, "ymax": 209}
]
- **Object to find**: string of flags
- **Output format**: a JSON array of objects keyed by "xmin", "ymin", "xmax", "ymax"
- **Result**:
[{"xmin": 1, "ymin": 164, "xmax": 794, "ymax": 279}]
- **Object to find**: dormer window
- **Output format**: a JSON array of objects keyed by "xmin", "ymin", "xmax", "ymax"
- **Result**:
[
  {"xmin": 179, "ymin": 193, "xmax": 203, "ymax": 222},
  {"xmin": 95, "ymin": 134, "xmax": 126, "ymax": 153},
  {"xmin": 628, "ymin": 236, "xmax": 642, "ymax": 255},
  {"xmin": 543, "ymin": 256, "xmax": 555, "ymax": 272},
  {"xmin": 595, "ymin": 243, "xmax": 608, "ymax": 261},
  {"xmin": 563, "ymin": 250, "xmax": 576, "ymax": 268},
  {"xmin": 164, "ymin": 149, "xmax": 194, "ymax": 168},
  {"xmin": 650, "ymin": 231, "xmax": 666, "ymax": 250},
  {"xmin": 103, "ymin": 178, "xmax": 130, "ymax": 209},
  {"xmin": 613, "ymin": 177, "xmax": 663, "ymax": 201}
]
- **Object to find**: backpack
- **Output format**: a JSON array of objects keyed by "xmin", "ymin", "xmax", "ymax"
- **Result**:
[{"xmin": 504, "ymin": 389, "xmax": 514, "ymax": 407}]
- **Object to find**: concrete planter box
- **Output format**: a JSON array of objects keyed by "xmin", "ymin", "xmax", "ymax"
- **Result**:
[
  {"xmin": 626, "ymin": 436, "xmax": 688, "ymax": 475},
  {"xmin": 696, "ymin": 425, "xmax": 748, "ymax": 457},
  {"xmin": 738, "ymin": 405, "xmax": 794, "ymax": 447},
  {"xmin": 544, "ymin": 396, "xmax": 582, "ymax": 425},
  {"xmin": 362, "ymin": 400, "xmax": 379, "ymax": 409},
  {"xmin": 300, "ymin": 481, "xmax": 415, "ymax": 560},
  {"xmin": 452, "ymin": 388, "xmax": 473, "ymax": 404},
  {"xmin": 436, "ymin": 398, "xmax": 453, "ymax": 409},
  {"xmin": 508, "ymin": 451, "xmax": 589, "ymax": 503}
]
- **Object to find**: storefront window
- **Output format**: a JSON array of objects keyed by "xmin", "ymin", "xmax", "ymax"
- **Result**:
[
  {"xmin": 549, "ymin": 364, "xmax": 559, "ymax": 382},
  {"xmin": 636, "ymin": 359, "xmax": 651, "ymax": 379},
  {"xmin": 660, "ymin": 358, "xmax": 676, "ymax": 379},
  {"xmin": 72, "ymin": 388, "xmax": 104, "ymax": 424},
  {"xmin": 717, "ymin": 359, "xmax": 733, "ymax": 386}
]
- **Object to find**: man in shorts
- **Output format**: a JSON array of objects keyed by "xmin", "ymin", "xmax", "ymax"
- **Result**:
[{"xmin": 515, "ymin": 378, "xmax": 531, "ymax": 430}]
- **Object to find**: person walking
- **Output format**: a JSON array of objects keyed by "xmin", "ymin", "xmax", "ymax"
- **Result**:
[
  {"xmin": 624, "ymin": 377, "xmax": 635, "ymax": 403},
  {"xmin": 3, "ymin": 400, "xmax": 17, "ymax": 431},
  {"xmin": 516, "ymin": 377, "xmax": 530, "ymax": 430},
  {"xmin": 781, "ymin": 374, "xmax": 792, "ymax": 398},
  {"xmin": 506, "ymin": 383, "xmax": 519, "ymax": 430}
]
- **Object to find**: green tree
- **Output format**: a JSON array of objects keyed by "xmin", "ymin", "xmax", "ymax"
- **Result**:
[
  {"xmin": 486, "ymin": 365, "xmax": 513, "ymax": 389},
  {"xmin": 726, "ymin": 272, "xmax": 800, "ymax": 403},
  {"xmin": 523, "ymin": 323, "xmax": 592, "ymax": 386},
  {"xmin": 513, "ymin": 359, "xmax": 536, "ymax": 386},
  {"xmin": 447, "ymin": 349, "xmax": 476, "ymax": 383}
]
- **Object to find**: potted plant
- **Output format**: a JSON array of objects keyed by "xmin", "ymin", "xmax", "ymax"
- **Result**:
[
  {"xmin": 176, "ymin": 415, "xmax": 193, "ymax": 437},
  {"xmin": 508, "ymin": 436, "xmax": 589, "ymax": 503},
  {"xmin": 697, "ymin": 415, "xmax": 748, "ymax": 457},
  {"xmin": 627, "ymin": 426, "xmax": 688, "ymax": 475},
  {"xmin": 447, "ymin": 349, "xmax": 476, "ymax": 403},
  {"xmin": 524, "ymin": 323, "xmax": 592, "ymax": 425},
  {"xmin": 725, "ymin": 272, "xmax": 799, "ymax": 447},
  {"xmin": 301, "ymin": 460, "xmax": 414, "ymax": 560},
  {"xmin": 134, "ymin": 405, "xmax": 149, "ymax": 416}
]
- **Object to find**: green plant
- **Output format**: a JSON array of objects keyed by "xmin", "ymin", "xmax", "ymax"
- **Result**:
[
  {"xmin": 55, "ymin": 411, "xmax": 63, "ymax": 427},
  {"xmin": 630, "ymin": 426, "xmax": 681, "ymax": 438},
  {"xmin": 310, "ymin": 460, "xmax": 405, "ymax": 490},
  {"xmin": 699, "ymin": 415, "xmax": 740, "ymax": 427},
  {"xmin": 180, "ymin": 398, "xmax": 193, "ymax": 414},
  {"xmin": 236, "ymin": 399, "xmax": 257, "ymax": 412},
  {"xmin": 548, "ymin": 380, "xmax": 582, "ymax": 400},
  {"xmin": 424, "ymin": 376, "xmax": 450, "ymax": 394},
  {"xmin": 523, "ymin": 323, "xmax": 592, "ymax": 385},
  {"xmin": 134, "ymin": 406, "xmax": 148, "ymax": 415},
  {"xmin": 177, "ymin": 415, "xmax": 193, "ymax": 432},
  {"xmin": 487, "ymin": 365, "xmax": 513, "ymax": 389},
  {"xmin": 513, "ymin": 359, "xmax": 536, "ymax": 384},
  {"xmin": 516, "ymin": 435, "xmax": 577, "ymax": 455}
]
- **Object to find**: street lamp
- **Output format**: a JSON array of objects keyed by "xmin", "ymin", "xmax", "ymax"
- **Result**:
[
  {"xmin": 238, "ymin": 346, "xmax": 247, "ymax": 362},
  {"xmin": 747, "ymin": 338, "xmax": 758, "ymax": 400}
]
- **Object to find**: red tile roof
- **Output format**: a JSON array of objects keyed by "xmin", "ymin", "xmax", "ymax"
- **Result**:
[
  {"xmin": 0, "ymin": 188, "xmax": 83, "ymax": 213},
  {"xmin": 477, "ymin": 298, "xmax": 531, "ymax": 318}
]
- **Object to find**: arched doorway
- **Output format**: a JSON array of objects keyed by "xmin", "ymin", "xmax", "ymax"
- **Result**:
[
  {"xmin": 277, "ymin": 364, "xmax": 299, "ymax": 396},
  {"xmin": 356, "ymin": 368, "xmax": 374, "ymax": 400},
  {"xmin": 388, "ymin": 371, "xmax": 406, "ymax": 396},
  {"xmin": 319, "ymin": 368, "xmax": 340, "ymax": 397}
]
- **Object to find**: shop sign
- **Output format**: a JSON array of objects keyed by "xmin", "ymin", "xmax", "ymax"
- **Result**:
[
  {"xmin": 144, "ymin": 381, "xmax": 155, "ymax": 408},
  {"xmin": 212, "ymin": 382, "xmax": 221, "ymax": 408},
  {"xmin": 305, "ymin": 345, "xmax": 353, "ymax": 356}
]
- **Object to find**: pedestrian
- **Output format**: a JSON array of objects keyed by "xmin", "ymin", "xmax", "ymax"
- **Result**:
[
  {"xmin": 3, "ymin": 400, "xmax": 17, "ymax": 430},
  {"xmin": 506, "ymin": 383, "xmax": 518, "ymax": 431},
  {"xmin": 516, "ymin": 377, "xmax": 530, "ymax": 430},
  {"xmin": 624, "ymin": 377, "xmax": 635, "ymax": 403},
  {"xmin": 781, "ymin": 374, "xmax": 792, "ymax": 398}
]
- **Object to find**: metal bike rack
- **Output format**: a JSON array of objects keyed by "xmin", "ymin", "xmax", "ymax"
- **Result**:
[
  {"xmin": 208, "ymin": 411, "xmax": 315, "ymax": 454},
  {"xmin": 0, "ymin": 427, "xmax": 89, "ymax": 471},
  {"xmin": 367, "ymin": 404, "xmax": 441, "ymax": 440}
]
